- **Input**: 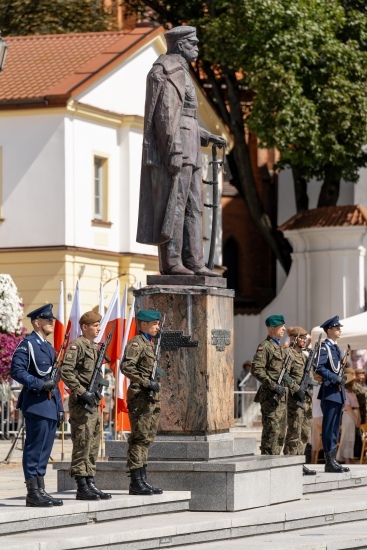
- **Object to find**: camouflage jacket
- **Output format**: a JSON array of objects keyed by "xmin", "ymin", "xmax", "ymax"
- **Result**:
[
  {"xmin": 252, "ymin": 337, "xmax": 300, "ymax": 395},
  {"xmin": 60, "ymin": 336, "xmax": 98, "ymax": 398},
  {"xmin": 120, "ymin": 334, "xmax": 155, "ymax": 391}
]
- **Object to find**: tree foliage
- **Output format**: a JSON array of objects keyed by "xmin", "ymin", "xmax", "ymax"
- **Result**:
[
  {"xmin": 0, "ymin": 0, "xmax": 116, "ymax": 36},
  {"xmin": 126, "ymin": 0, "xmax": 367, "ymax": 268}
]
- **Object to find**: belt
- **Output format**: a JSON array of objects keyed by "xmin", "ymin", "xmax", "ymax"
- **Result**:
[{"xmin": 182, "ymin": 107, "xmax": 197, "ymax": 118}]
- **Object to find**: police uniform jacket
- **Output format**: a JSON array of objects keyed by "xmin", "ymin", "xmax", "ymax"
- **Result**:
[
  {"xmin": 316, "ymin": 339, "xmax": 346, "ymax": 404},
  {"xmin": 11, "ymin": 331, "xmax": 63, "ymax": 420},
  {"xmin": 120, "ymin": 334, "xmax": 157, "ymax": 400},
  {"xmin": 60, "ymin": 336, "xmax": 100, "ymax": 409}
]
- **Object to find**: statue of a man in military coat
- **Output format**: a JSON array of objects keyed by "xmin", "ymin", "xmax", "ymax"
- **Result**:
[{"xmin": 136, "ymin": 26, "xmax": 226, "ymax": 276}]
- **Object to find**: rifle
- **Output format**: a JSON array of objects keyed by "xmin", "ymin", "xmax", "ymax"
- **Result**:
[
  {"xmin": 339, "ymin": 344, "xmax": 351, "ymax": 385},
  {"xmin": 295, "ymin": 334, "xmax": 321, "ymax": 409},
  {"xmin": 47, "ymin": 333, "xmax": 69, "ymax": 400},
  {"xmin": 148, "ymin": 315, "xmax": 166, "ymax": 402},
  {"xmin": 84, "ymin": 331, "xmax": 112, "ymax": 414},
  {"xmin": 273, "ymin": 332, "xmax": 300, "ymax": 403}
]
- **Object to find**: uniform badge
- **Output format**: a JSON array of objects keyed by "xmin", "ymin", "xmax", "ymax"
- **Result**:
[
  {"xmin": 257, "ymin": 347, "xmax": 263, "ymax": 351},
  {"xmin": 70, "ymin": 346, "xmax": 77, "ymax": 350},
  {"xmin": 132, "ymin": 343, "xmax": 139, "ymax": 347}
]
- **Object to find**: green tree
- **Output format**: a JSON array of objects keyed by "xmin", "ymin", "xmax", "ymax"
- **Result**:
[
  {"xmin": 125, "ymin": 0, "xmax": 367, "ymax": 272},
  {"xmin": 0, "ymin": 0, "xmax": 116, "ymax": 36}
]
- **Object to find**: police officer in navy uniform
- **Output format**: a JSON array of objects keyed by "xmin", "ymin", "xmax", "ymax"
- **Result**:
[
  {"xmin": 11, "ymin": 304, "xmax": 64, "ymax": 507},
  {"xmin": 315, "ymin": 315, "xmax": 349, "ymax": 473}
]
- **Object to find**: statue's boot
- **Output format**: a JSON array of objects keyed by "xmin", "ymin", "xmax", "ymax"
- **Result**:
[
  {"xmin": 303, "ymin": 465, "xmax": 316, "ymax": 476},
  {"xmin": 37, "ymin": 476, "xmax": 63, "ymax": 506},
  {"xmin": 164, "ymin": 265, "xmax": 194, "ymax": 275},
  {"xmin": 140, "ymin": 466, "xmax": 163, "ymax": 494},
  {"xmin": 192, "ymin": 266, "xmax": 218, "ymax": 277}
]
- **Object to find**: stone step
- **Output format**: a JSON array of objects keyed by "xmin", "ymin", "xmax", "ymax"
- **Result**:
[
  {"xmin": 1, "ymin": 485, "xmax": 367, "ymax": 549},
  {"xmin": 303, "ymin": 464, "xmax": 367, "ymax": 494},
  {"xmin": 0, "ymin": 490, "xmax": 190, "ymax": 536}
]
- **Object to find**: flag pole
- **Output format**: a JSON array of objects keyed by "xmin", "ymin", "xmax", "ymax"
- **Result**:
[{"xmin": 114, "ymin": 359, "xmax": 119, "ymax": 440}]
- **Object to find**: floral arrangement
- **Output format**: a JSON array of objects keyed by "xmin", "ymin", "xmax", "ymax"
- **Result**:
[{"xmin": 0, "ymin": 275, "xmax": 25, "ymax": 380}]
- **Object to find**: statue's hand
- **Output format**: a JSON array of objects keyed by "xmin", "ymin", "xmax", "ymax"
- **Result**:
[
  {"xmin": 209, "ymin": 134, "xmax": 227, "ymax": 148},
  {"xmin": 168, "ymin": 154, "xmax": 182, "ymax": 176}
]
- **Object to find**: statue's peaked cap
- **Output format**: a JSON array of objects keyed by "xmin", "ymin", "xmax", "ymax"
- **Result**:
[{"xmin": 165, "ymin": 26, "xmax": 197, "ymax": 47}]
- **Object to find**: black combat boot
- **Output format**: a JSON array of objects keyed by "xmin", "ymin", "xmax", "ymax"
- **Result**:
[
  {"xmin": 26, "ymin": 477, "xmax": 53, "ymax": 507},
  {"xmin": 129, "ymin": 468, "xmax": 153, "ymax": 495},
  {"xmin": 75, "ymin": 475, "xmax": 100, "ymax": 500},
  {"xmin": 303, "ymin": 465, "xmax": 316, "ymax": 476},
  {"xmin": 37, "ymin": 476, "xmax": 63, "ymax": 506},
  {"xmin": 324, "ymin": 451, "xmax": 344, "ymax": 473},
  {"xmin": 331, "ymin": 449, "xmax": 350, "ymax": 472},
  {"xmin": 86, "ymin": 476, "xmax": 112, "ymax": 499},
  {"xmin": 140, "ymin": 466, "xmax": 163, "ymax": 494}
]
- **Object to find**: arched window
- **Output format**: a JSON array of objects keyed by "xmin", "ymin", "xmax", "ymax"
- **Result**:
[{"xmin": 223, "ymin": 237, "xmax": 239, "ymax": 292}]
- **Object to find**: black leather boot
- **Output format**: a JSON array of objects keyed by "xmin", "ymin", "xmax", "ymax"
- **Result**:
[
  {"xmin": 37, "ymin": 476, "xmax": 63, "ymax": 506},
  {"xmin": 331, "ymin": 449, "xmax": 350, "ymax": 472},
  {"xmin": 75, "ymin": 475, "xmax": 100, "ymax": 500},
  {"xmin": 141, "ymin": 466, "xmax": 163, "ymax": 494},
  {"xmin": 324, "ymin": 450, "xmax": 344, "ymax": 473},
  {"xmin": 129, "ymin": 468, "xmax": 153, "ymax": 495},
  {"xmin": 303, "ymin": 465, "xmax": 316, "ymax": 476},
  {"xmin": 86, "ymin": 476, "xmax": 112, "ymax": 499},
  {"xmin": 26, "ymin": 477, "xmax": 53, "ymax": 507}
]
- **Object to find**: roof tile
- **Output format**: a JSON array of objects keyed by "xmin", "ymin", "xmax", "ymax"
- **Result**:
[
  {"xmin": 0, "ymin": 26, "xmax": 158, "ymax": 104},
  {"xmin": 279, "ymin": 205, "xmax": 367, "ymax": 231}
]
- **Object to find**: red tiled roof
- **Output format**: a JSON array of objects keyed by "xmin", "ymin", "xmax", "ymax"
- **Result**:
[
  {"xmin": 0, "ymin": 25, "xmax": 160, "ymax": 106},
  {"xmin": 279, "ymin": 205, "xmax": 367, "ymax": 232}
]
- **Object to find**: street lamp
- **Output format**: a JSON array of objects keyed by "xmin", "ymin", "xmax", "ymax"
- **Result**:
[{"xmin": 0, "ymin": 32, "xmax": 8, "ymax": 72}]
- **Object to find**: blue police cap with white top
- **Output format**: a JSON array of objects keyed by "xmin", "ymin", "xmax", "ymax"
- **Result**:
[
  {"xmin": 320, "ymin": 315, "xmax": 343, "ymax": 332},
  {"xmin": 27, "ymin": 304, "xmax": 56, "ymax": 321}
]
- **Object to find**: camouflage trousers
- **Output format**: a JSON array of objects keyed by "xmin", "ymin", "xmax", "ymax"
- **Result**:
[
  {"xmin": 69, "ymin": 399, "xmax": 101, "ymax": 477},
  {"xmin": 283, "ymin": 396, "xmax": 312, "ymax": 456},
  {"xmin": 260, "ymin": 391, "xmax": 287, "ymax": 455},
  {"xmin": 127, "ymin": 389, "xmax": 161, "ymax": 470}
]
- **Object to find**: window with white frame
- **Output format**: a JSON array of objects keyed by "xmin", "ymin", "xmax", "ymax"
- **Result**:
[{"xmin": 93, "ymin": 156, "xmax": 108, "ymax": 222}]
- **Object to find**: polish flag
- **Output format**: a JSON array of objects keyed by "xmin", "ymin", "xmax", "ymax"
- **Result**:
[
  {"xmin": 96, "ymin": 280, "xmax": 122, "ymax": 375},
  {"xmin": 116, "ymin": 286, "xmax": 130, "ymax": 430},
  {"xmin": 65, "ymin": 280, "xmax": 82, "ymax": 344},
  {"xmin": 54, "ymin": 280, "xmax": 65, "ymax": 351},
  {"xmin": 54, "ymin": 280, "xmax": 66, "ymax": 403}
]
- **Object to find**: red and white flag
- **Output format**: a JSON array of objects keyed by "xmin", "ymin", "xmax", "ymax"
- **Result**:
[
  {"xmin": 54, "ymin": 280, "xmax": 66, "ymax": 402},
  {"xmin": 65, "ymin": 280, "xmax": 81, "ymax": 344},
  {"xmin": 116, "ymin": 286, "xmax": 130, "ymax": 424},
  {"xmin": 54, "ymin": 280, "xmax": 65, "ymax": 351},
  {"xmin": 96, "ymin": 280, "xmax": 122, "ymax": 375}
]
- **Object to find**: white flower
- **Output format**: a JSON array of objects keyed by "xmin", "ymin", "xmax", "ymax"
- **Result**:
[{"xmin": 0, "ymin": 274, "xmax": 24, "ymax": 335}]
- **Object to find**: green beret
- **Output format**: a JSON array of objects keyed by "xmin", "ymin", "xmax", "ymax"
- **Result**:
[
  {"xmin": 136, "ymin": 309, "xmax": 161, "ymax": 322},
  {"xmin": 79, "ymin": 311, "xmax": 102, "ymax": 326},
  {"xmin": 265, "ymin": 314, "xmax": 285, "ymax": 327}
]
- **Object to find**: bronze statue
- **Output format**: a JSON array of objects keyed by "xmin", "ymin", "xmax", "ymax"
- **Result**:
[{"xmin": 136, "ymin": 26, "xmax": 226, "ymax": 276}]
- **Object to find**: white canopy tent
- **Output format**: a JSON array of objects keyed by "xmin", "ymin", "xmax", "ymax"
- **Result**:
[{"xmin": 311, "ymin": 311, "xmax": 367, "ymax": 350}]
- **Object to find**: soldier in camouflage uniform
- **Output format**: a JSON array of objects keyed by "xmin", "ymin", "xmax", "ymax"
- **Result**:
[
  {"xmin": 252, "ymin": 314, "xmax": 299, "ymax": 455},
  {"xmin": 283, "ymin": 327, "xmax": 316, "ymax": 475},
  {"xmin": 60, "ymin": 311, "xmax": 111, "ymax": 501},
  {"xmin": 121, "ymin": 309, "xmax": 163, "ymax": 495}
]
